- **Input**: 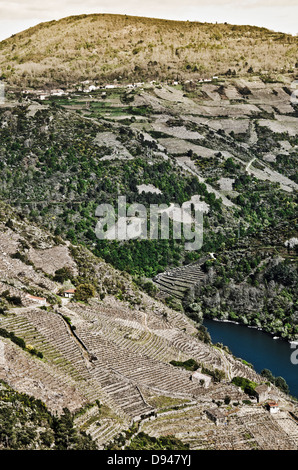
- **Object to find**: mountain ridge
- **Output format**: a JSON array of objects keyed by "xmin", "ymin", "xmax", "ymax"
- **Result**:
[{"xmin": 0, "ymin": 13, "xmax": 297, "ymax": 87}]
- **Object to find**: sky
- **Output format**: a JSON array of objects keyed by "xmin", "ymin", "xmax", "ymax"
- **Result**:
[{"xmin": 0, "ymin": 0, "xmax": 297, "ymax": 41}]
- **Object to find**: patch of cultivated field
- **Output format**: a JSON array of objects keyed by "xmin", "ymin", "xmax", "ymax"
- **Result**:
[
  {"xmin": 223, "ymin": 85, "xmax": 243, "ymax": 100},
  {"xmin": 247, "ymin": 162, "xmax": 298, "ymax": 193},
  {"xmin": 176, "ymin": 156, "xmax": 235, "ymax": 207},
  {"xmin": 157, "ymin": 138, "xmax": 218, "ymax": 156},
  {"xmin": 259, "ymin": 104, "xmax": 276, "ymax": 114},
  {"xmin": 180, "ymin": 115, "xmax": 210, "ymax": 126},
  {"xmin": 207, "ymin": 118, "xmax": 250, "ymax": 134},
  {"xmin": 279, "ymin": 140, "xmax": 294, "ymax": 151},
  {"xmin": 262, "ymin": 153, "xmax": 277, "ymax": 162},
  {"xmin": 94, "ymin": 131, "xmax": 133, "ymax": 160},
  {"xmin": 152, "ymin": 85, "xmax": 190, "ymax": 103},
  {"xmin": 26, "ymin": 103, "xmax": 49, "ymax": 117},
  {"xmin": 258, "ymin": 118, "xmax": 298, "ymax": 137},
  {"xmin": 151, "ymin": 122, "xmax": 204, "ymax": 140},
  {"xmin": 198, "ymin": 84, "xmax": 223, "ymax": 102},
  {"xmin": 134, "ymin": 92, "xmax": 168, "ymax": 113},
  {"xmin": 137, "ymin": 184, "xmax": 163, "ymax": 194},
  {"xmin": 189, "ymin": 103, "xmax": 260, "ymax": 117},
  {"xmin": 218, "ymin": 177, "xmax": 235, "ymax": 192},
  {"xmin": 28, "ymin": 246, "xmax": 78, "ymax": 276},
  {"xmin": 271, "ymin": 103, "xmax": 295, "ymax": 114}
]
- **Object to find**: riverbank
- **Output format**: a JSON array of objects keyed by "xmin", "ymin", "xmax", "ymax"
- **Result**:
[
  {"xmin": 203, "ymin": 318, "xmax": 298, "ymax": 399},
  {"xmin": 206, "ymin": 316, "xmax": 298, "ymax": 345}
]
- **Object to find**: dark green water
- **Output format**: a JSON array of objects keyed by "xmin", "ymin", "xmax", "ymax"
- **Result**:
[{"xmin": 203, "ymin": 318, "xmax": 298, "ymax": 399}]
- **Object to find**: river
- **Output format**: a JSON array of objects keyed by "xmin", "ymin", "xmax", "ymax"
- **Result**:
[{"xmin": 203, "ymin": 318, "xmax": 298, "ymax": 399}]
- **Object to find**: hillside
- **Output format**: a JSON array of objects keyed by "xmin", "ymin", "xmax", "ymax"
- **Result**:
[
  {"xmin": 0, "ymin": 75, "xmax": 297, "ymax": 340},
  {"xmin": 0, "ymin": 13, "xmax": 298, "ymax": 451},
  {"xmin": 0, "ymin": 382, "xmax": 97, "ymax": 450},
  {"xmin": 0, "ymin": 201, "xmax": 297, "ymax": 450},
  {"xmin": 0, "ymin": 14, "xmax": 297, "ymax": 86}
]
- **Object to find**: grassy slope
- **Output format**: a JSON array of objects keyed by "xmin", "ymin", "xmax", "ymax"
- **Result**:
[{"xmin": 0, "ymin": 13, "xmax": 297, "ymax": 86}]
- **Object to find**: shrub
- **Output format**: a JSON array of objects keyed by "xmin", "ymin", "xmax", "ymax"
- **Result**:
[
  {"xmin": 53, "ymin": 266, "xmax": 74, "ymax": 283},
  {"xmin": 0, "ymin": 328, "xmax": 43, "ymax": 358},
  {"xmin": 125, "ymin": 432, "xmax": 190, "ymax": 450},
  {"xmin": 232, "ymin": 376, "xmax": 257, "ymax": 397},
  {"xmin": 170, "ymin": 359, "xmax": 199, "ymax": 371},
  {"xmin": 74, "ymin": 283, "xmax": 96, "ymax": 302}
]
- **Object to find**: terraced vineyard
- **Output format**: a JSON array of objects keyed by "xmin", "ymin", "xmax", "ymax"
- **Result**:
[
  {"xmin": 0, "ymin": 205, "xmax": 296, "ymax": 449},
  {"xmin": 154, "ymin": 262, "xmax": 206, "ymax": 299},
  {"xmin": 139, "ymin": 404, "xmax": 298, "ymax": 450}
]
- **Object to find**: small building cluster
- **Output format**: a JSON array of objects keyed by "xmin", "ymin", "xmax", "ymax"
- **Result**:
[{"xmin": 20, "ymin": 76, "xmax": 223, "ymax": 103}]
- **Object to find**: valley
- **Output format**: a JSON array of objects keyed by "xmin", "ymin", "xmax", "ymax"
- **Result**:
[
  {"xmin": 0, "ymin": 13, "xmax": 297, "ymax": 451},
  {"xmin": 0, "ymin": 74, "xmax": 297, "ymax": 340},
  {"xmin": 0, "ymin": 205, "xmax": 297, "ymax": 449}
]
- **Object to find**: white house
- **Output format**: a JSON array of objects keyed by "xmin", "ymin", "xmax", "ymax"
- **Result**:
[
  {"xmin": 51, "ymin": 89, "xmax": 66, "ymax": 97},
  {"xmin": 85, "ymin": 85, "xmax": 99, "ymax": 92},
  {"xmin": 267, "ymin": 401, "xmax": 279, "ymax": 414},
  {"xmin": 63, "ymin": 289, "xmax": 76, "ymax": 299}
]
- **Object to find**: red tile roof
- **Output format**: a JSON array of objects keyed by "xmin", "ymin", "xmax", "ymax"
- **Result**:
[{"xmin": 26, "ymin": 294, "xmax": 46, "ymax": 301}]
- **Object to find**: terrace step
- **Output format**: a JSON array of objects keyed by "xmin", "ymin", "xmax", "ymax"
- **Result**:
[{"xmin": 154, "ymin": 264, "xmax": 206, "ymax": 299}]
